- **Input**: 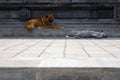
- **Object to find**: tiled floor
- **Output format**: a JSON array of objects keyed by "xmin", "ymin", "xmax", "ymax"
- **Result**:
[{"xmin": 0, "ymin": 38, "xmax": 120, "ymax": 67}]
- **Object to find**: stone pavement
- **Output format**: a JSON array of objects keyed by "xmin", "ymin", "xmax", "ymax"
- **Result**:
[{"xmin": 0, "ymin": 38, "xmax": 120, "ymax": 68}]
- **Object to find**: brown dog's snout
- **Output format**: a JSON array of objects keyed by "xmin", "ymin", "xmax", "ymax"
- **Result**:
[{"xmin": 48, "ymin": 19, "xmax": 54, "ymax": 23}]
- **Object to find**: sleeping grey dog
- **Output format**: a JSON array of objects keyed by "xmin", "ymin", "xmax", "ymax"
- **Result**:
[{"xmin": 66, "ymin": 30, "xmax": 107, "ymax": 39}]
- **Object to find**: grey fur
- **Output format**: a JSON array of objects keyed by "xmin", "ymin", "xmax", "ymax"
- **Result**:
[{"xmin": 66, "ymin": 30, "xmax": 107, "ymax": 39}]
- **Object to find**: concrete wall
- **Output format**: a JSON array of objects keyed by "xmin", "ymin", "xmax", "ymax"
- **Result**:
[
  {"xmin": 0, "ymin": 0, "xmax": 119, "ymax": 3},
  {"xmin": 0, "ymin": 0, "xmax": 119, "ymax": 37},
  {"xmin": 0, "ymin": 0, "xmax": 119, "ymax": 20},
  {"xmin": 0, "ymin": 25, "xmax": 120, "ymax": 38},
  {"xmin": 0, "ymin": 68, "xmax": 120, "ymax": 80}
]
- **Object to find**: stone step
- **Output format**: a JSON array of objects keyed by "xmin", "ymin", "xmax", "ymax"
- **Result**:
[
  {"xmin": 0, "ymin": 20, "xmax": 119, "ymax": 27},
  {"xmin": 0, "ymin": 19, "xmax": 119, "ymax": 37},
  {"xmin": 0, "ymin": 19, "xmax": 119, "ymax": 25},
  {"xmin": 0, "ymin": 68, "xmax": 120, "ymax": 80},
  {"xmin": 0, "ymin": 27, "xmax": 120, "ymax": 37},
  {"xmin": 55, "ymin": 19, "xmax": 120, "ymax": 24}
]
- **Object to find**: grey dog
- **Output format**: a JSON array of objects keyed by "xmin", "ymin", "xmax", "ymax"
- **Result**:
[{"xmin": 66, "ymin": 30, "xmax": 107, "ymax": 39}]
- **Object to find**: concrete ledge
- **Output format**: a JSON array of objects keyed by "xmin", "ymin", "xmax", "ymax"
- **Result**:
[
  {"xmin": 0, "ymin": 68, "xmax": 120, "ymax": 80},
  {"xmin": 0, "ymin": 0, "xmax": 119, "ymax": 3},
  {"xmin": 0, "ymin": 39, "xmax": 120, "ymax": 80},
  {"xmin": 0, "ymin": 27, "xmax": 120, "ymax": 37}
]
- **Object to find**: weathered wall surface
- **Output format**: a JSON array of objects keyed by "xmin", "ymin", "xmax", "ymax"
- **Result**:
[
  {"xmin": 0, "ymin": 68, "xmax": 120, "ymax": 80},
  {"xmin": 0, "ymin": 0, "xmax": 119, "ymax": 20},
  {"xmin": 0, "ymin": 0, "xmax": 119, "ymax": 37}
]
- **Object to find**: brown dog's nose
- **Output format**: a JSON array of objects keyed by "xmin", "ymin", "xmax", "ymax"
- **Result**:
[{"xmin": 48, "ymin": 19, "xmax": 54, "ymax": 23}]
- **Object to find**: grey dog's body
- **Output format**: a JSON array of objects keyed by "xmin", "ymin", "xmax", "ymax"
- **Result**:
[{"xmin": 66, "ymin": 30, "xmax": 107, "ymax": 39}]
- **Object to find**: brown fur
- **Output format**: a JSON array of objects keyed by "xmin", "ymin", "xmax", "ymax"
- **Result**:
[{"xmin": 24, "ymin": 14, "xmax": 63, "ymax": 31}]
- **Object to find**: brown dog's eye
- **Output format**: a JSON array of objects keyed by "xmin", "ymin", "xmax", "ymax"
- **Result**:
[{"xmin": 46, "ymin": 16, "xmax": 48, "ymax": 18}]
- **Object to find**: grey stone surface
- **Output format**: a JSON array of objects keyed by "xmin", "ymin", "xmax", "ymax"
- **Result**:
[
  {"xmin": 0, "ymin": 39, "xmax": 120, "ymax": 79},
  {"xmin": 0, "ymin": 0, "xmax": 118, "ymax": 19},
  {"xmin": 0, "ymin": 39, "xmax": 120, "ymax": 67},
  {"xmin": 0, "ymin": 0, "xmax": 24, "ymax": 3},
  {"xmin": 0, "ymin": 0, "xmax": 119, "ymax": 36},
  {"xmin": 0, "ymin": 23, "xmax": 120, "ymax": 37},
  {"xmin": 0, "ymin": 68, "xmax": 120, "ymax": 80},
  {"xmin": 0, "ymin": 69, "xmax": 36, "ymax": 80},
  {"xmin": 0, "ymin": 28, "xmax": 13, "ymax": 37},
  {"xmin": 36, "ymin": 68, "xmax": 120, "ymax": 80},
  {"xmin": 24, "ymin": 0, "xmax": 69, "ymax": 3},
  {"xmin": 0, "ymin": 19, "xmax": 120, "ymax": 37},
  {"xmin": 0, "ymin": 0, "xmax": 119, "ymax": 3},
  {"xmin": 116, "ymin": 6, "xmax": 120, "ymax": 21},
  {"xmin": 0, "ymin": 0, "xmax": 119, "ymax": 37},
  {"xmin": 72, "ymin": 0, "xmax": 118, "ymax": 2},
  {"xmin": 0, "ymin": 8, "xmax": 114, "ymax": 19},
  {"xmin": 0, "ymin": 10, "xmax": 18, "ymax": 19},
  {"xmin": 0, "ymin": 19, "xmax": 119, "ymax": 37}
]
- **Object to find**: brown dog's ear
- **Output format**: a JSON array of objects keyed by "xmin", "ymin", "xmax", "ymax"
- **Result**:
[{"xmin": 46, "ymin": 15, "xmax": 48, "ymax": 18}]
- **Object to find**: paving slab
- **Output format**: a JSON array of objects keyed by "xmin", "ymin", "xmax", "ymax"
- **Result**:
[{"xmin": 0, "ymin": 38, "xmax": 120, "ymax": 68}]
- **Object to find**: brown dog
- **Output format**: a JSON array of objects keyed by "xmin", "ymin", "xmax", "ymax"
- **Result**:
[{"xmin": 24, "ymin": 14, "xmax": 63, "ymax": 31}]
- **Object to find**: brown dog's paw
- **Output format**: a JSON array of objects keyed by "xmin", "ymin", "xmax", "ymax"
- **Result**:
[
  {"xmin": 57, "ymin": 27, "xmax": 64, "ymax": 29},
  {"xmin": 60, "ymin": 27, "xmax": 64, "ymax": 29}
]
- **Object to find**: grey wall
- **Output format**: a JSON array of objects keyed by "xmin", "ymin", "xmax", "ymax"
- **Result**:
[
  {"xmin": 0, "ymin": 68, "xmax": 120, "ymax": 80},
  {"xmin": 0, "ymin": 0, "xmax": 119, "ymax": 3},
  {"xmin": 0, "ymin": 0, "xmax": 119, "ymax": 19},
  {"xmin": 0, "ymin": 0, "xmax": 119, "ymax": 37}
]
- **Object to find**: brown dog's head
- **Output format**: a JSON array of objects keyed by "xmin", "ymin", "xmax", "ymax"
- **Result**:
[{"xmin": 46, "ymin": 14, "xmax": 54, "ymax": 23}]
